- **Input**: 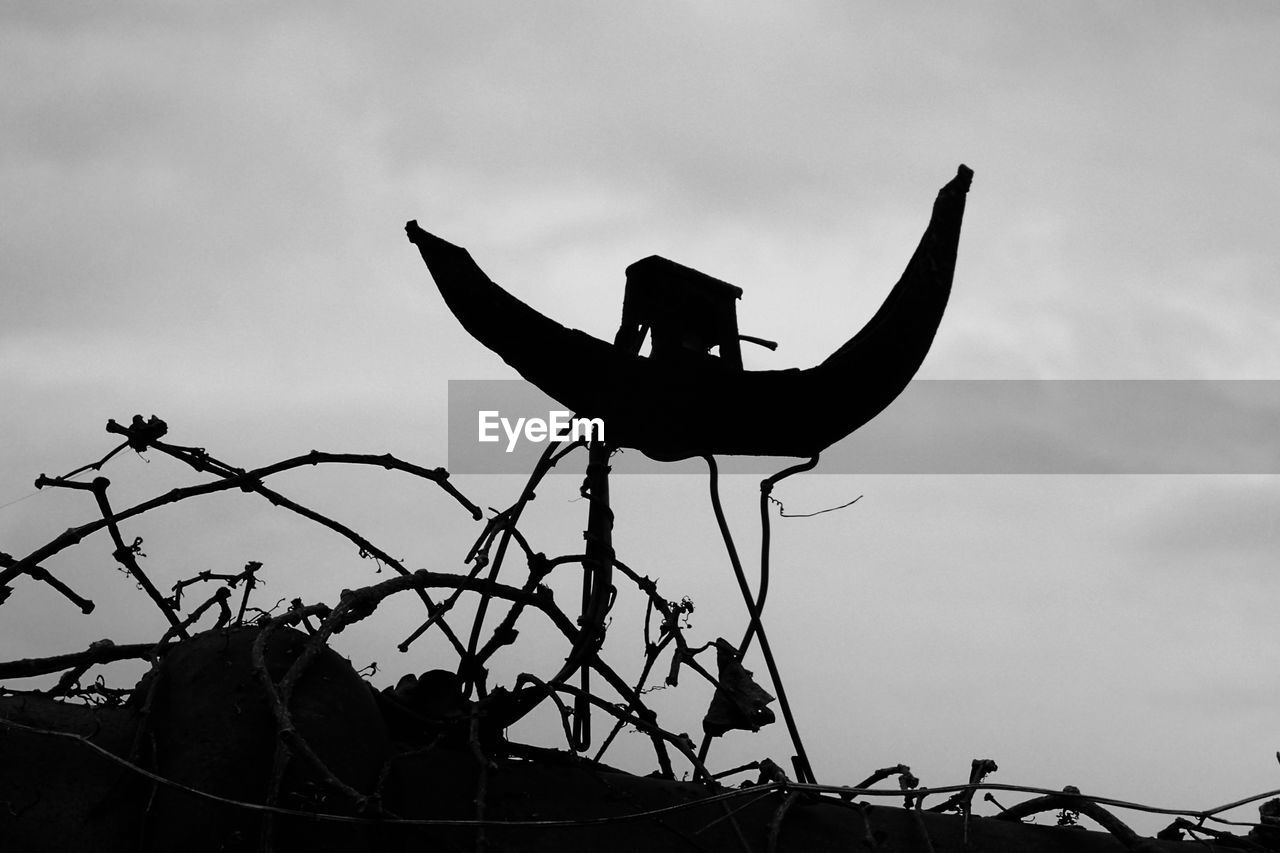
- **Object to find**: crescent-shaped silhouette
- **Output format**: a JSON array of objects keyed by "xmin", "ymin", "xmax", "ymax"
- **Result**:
[{"xmin": 407, "ymin": 165, "xmax": 972, "ymax": 461}]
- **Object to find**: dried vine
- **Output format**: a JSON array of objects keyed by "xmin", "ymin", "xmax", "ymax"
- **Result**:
[{"xmin": 0, "ymin": 414, "xmax": 1273, "ymax": 851}]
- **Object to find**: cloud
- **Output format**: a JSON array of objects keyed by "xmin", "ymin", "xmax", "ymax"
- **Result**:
[
  {"xmin": 4, "ymin": 2, "xmax": 1278, "ymax": 382},
  {"xmin": 3, "ymin": 4, "xmax": 1280, "ymax": 831},
  {"xmin": 1122, "ymin": 476, "xmax": 1280, "ymax": 573}
]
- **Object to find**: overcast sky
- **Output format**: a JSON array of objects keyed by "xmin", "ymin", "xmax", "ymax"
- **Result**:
[{"xmin": 3, "ymin": 1, "xmax": 1279, "ymax": 835}]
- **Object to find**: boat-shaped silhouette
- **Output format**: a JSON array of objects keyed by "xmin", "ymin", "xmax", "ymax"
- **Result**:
[{"xmin": 406, "ymin": 165, "xmax": 972, "ymax": 461}]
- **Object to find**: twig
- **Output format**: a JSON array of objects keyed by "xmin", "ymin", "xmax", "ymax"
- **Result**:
[
  {"xmin": 0, "ymin": 552, "xmax": 95, "ymax": 614},
  {"xmin": 743, "ymin": 455, "xmax": 820, "ymax": 654},
  {"xmin": 0, "ymin": 641, "xmax": 153, "ymax": 681},
  {"xmin": 286, "ymin": 567, "xmax": 675, "ymax": 777},
  {"xmin": 147, "ymin": 440, "xmax": 475, "ymax": 653},
  {"xmin": 250, "ymin": 605, "xmax": 373, "ymax": 851},
  {"xmin": 516, "ymin": 676, "xmax": 702, "ymax": 781},
  {"xmin": 49, "ymin": 662, "xmax": 94, "ymax": 696},
  {"xmin": 994, "ymin": 786, "xmax": 1146, "ymax": 850},
  {"xmin": 852, "ymin": 764, "xmax": 915, "ymax": 791},
  {"xmin": 926, "ymin": 758, "xmax": 997, "ymax": 814},
  {"xmin": 471, "ymin": 551, "xmax": 557, "ymax": 665},
  {"xmin": 462, "ymin": 439, "xmax": 576, "ymax": 697},
  {"xmin": 585, "ymin": 764, "xmax": 716, "ymax": 852},
  {"xmin": 592, "ymin": 630, "xmax": 673, "ymax": 764},
  {"xmin": 1168, "ymin": 817, "xmax": 1269, "ymax": 851},
  {"xmin": 169, "ymin": 567, "xmax": 252, "ymax": 609},
  {"xmin": 568, "ymin": 438, "xmax": 616, "ymax": 752},
  {"xmin": 909, "ymin": 806, "xmax": 938, "ymax": 853},
  {"xmin": 0, "ymin": 715, "xmax": 1271, "ymax": 840},
  {"xmin": 190, "ymin": 460, "xmax": 468, "ymax": 653},
  {"xmin": 857, "ymin": 802, "xmax": 883, "ymax": 852},
  {"xmin": 107, "ymin": 417, "xmax": 483, "ymax": 521},
  {"xmin": 470, "ymin": 710, "xmax": 491, "ymax": 853},
  {"xmin": 1, "ymin": 712, "xmax": 791, "ymax": 829},
  {"xmin": 152, "ymin": 588, "xmax": 232, "ymax": 657},
  {"xmin": 88, "ymin": 477, "xmax": 185, "ymax": 635},
  {"xmin": 845, "ymin": 764, "xmax": 919, "ymax": 809},
  {"xmin": 766, "ymin": 790, "xmax": 801, "ymax": 853},
  {"xmin": 236, "ymin": 561, "xmax": 262, "ymax": 625},
  {"xmin": 693, "ymin": 789, "xmax": 775, "ymax": 837},
  {"xmin": 51, "ymin": 440, "xmax": 132, "ymax": 481},
  {"xmin": 3, "ymin": 445, "xmax": 475, "ymax": 616},
  {"xmin": 397, "ymin": 505, "xmax": 544, "ymax": 656}
]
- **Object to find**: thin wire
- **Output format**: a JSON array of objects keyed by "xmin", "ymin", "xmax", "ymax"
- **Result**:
[
  {"xmin": 744, "ymin": 455, "xmax": 820, "ymax": 655},
  {"xmin": 0, "ymin": 711, "xmax": 768, "ymax": 827},
  {"xmin": 772, "ymin": 494, "xmax": 862, "ymax": 518},
  {"xmin": 0, "ymin": 454, "xmax": 131, "ymax": 514},
  {"xmin": 3, "ymin": 712, "xmax": 1273, "ymax": 832},
  {"xmin": 0, "ymin": 490, "xmax": 41, "ymax": 512}
]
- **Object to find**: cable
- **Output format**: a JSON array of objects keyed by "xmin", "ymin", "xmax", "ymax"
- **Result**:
[
  {"xmin": 2, "ymin": 711, "xmax": 1273, "ymax": 833},
  {"xmin": 5, "ymin": 706, "xmax": 1274, "ymax": 835}
]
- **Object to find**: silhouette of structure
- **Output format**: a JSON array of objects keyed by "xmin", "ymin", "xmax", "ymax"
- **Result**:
[
  {"xmin": 405, "ymin": 165, "xmax": 974, "ymax": 784},
  {"xmin": 615, "ymin": 255, "xmax": 753, "ymax": 369},
  {"xmin": 405, "ymin": 165, "xmax": 973, "ymax": 461},
  {"xmin": 6, "ymin": 166, "xmax": 1267, "ymax": 851}
]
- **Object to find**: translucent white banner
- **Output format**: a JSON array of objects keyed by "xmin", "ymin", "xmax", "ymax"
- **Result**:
[{"xmin": 447, "ymin": 380, "xmax": 1280, "ymax": 475}]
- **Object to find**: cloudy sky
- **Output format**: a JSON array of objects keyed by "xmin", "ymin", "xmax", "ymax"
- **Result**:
[{"xmin": 3, "ymin": 1, "xmax": 1279, "ymax": 835}]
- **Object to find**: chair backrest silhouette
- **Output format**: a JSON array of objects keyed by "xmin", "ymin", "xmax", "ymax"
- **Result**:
[{"xmin": 613, "ymin": 255, "xmax": 745, "ymax": 370}]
